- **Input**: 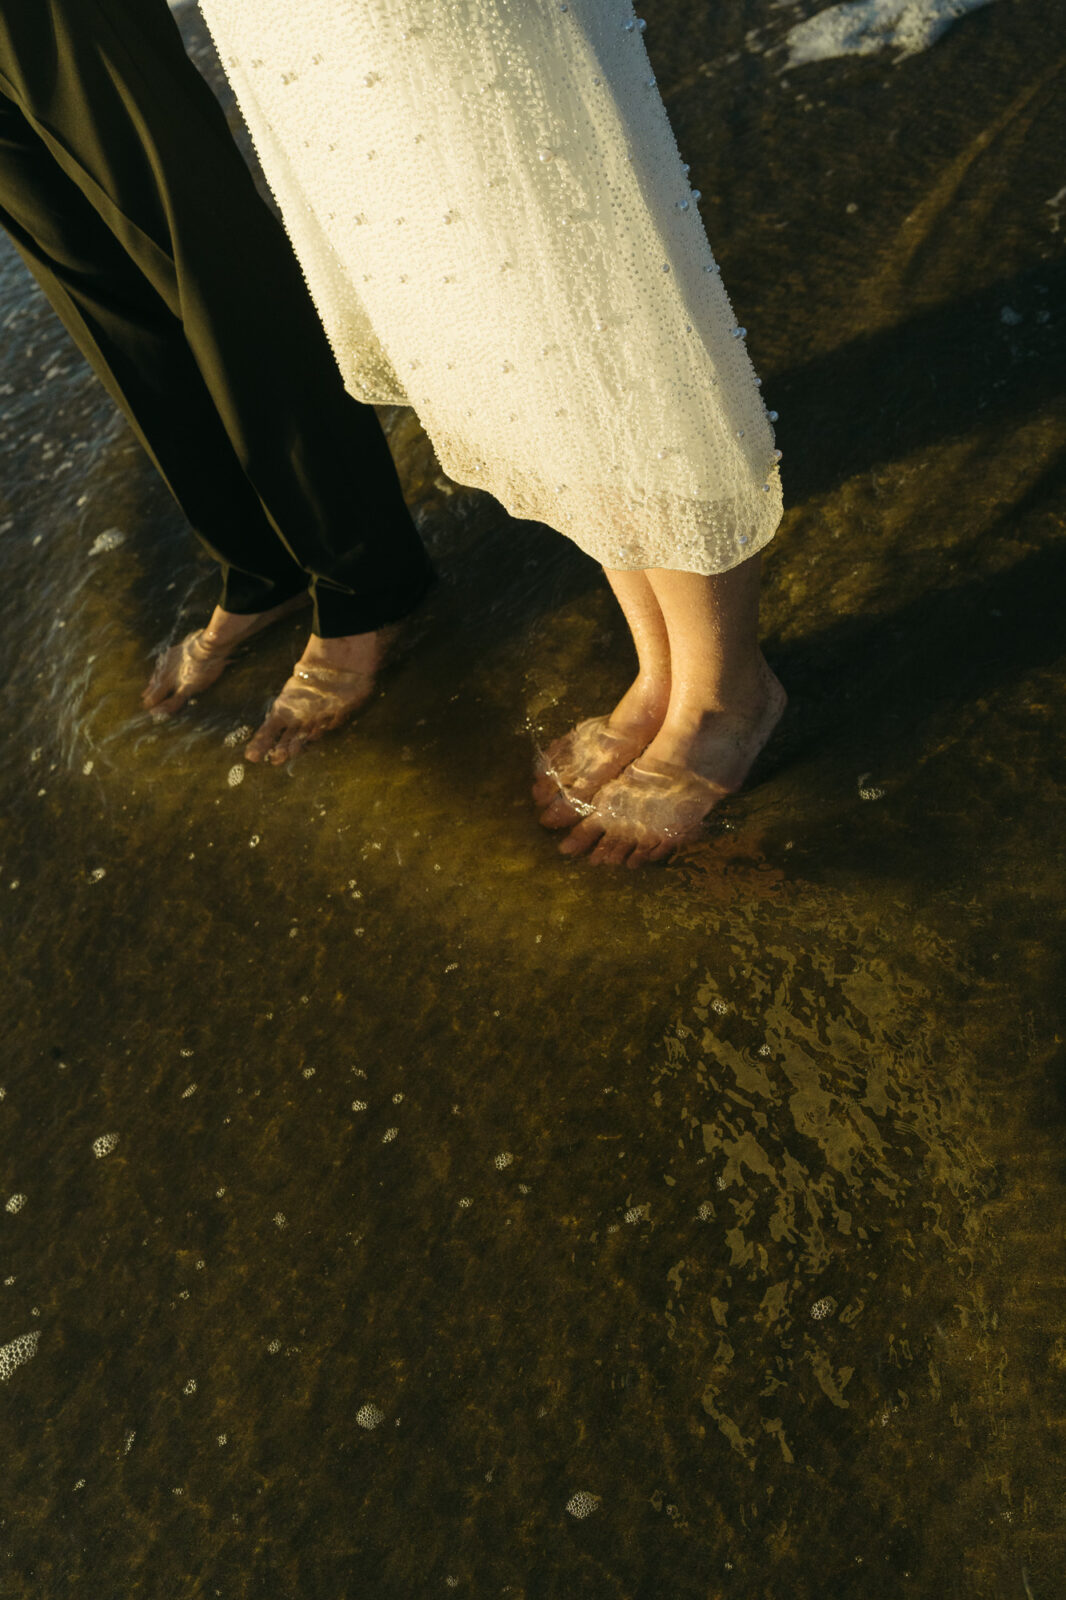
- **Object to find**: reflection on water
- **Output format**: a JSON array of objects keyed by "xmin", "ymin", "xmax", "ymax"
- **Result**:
[{"xmin": 1, "ymin": 2, "xmax": 1064, "ymax": 1596}]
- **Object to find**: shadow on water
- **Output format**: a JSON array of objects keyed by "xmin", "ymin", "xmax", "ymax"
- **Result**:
[{"xmin": 1, "ymin": 3, "xmax": 1064, "ymax": 1598}]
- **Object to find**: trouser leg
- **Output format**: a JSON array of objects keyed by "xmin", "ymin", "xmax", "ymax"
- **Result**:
[
  {"xmin": 0, "ymin": 89, "xmax": 311, "ymax": 615},
  {"xmin": 0, "ymin": 0, "xmax": 434, "ymax": 635}
]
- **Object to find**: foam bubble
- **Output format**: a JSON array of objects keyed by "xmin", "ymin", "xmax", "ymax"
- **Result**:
[
  {"xmin": 88, "ymin": 527, "xmax": 125, "ymax": 556},
  {"xmin": 565, "ymin": 1491, "xmax": 601, "ymax": 1519},
  {"xmin": 356, "ymin": 1402, "xmax": 385, "ymax": 1429},
  {"xmin": 5, "ymin": 1194, "xmax": 26, "ymax": 1214},
  {"xmin": 92, "ymin": 1133, "xmax": 119, "ymax": 1159},
  {"xmin": 0, "ymin": 1330, "xmax": 39, "ymax": 1381}
]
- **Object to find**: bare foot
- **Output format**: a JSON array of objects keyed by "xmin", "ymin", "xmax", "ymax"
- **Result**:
[
  {"xmin": 559, "ymin": 660, "xmax": 786, "ymax": 868},
  {"xmin": 244, "ymin": 626, "xmax": 397, "ymax": 766},
  {"xmin": 142, "ymin": 596, "xmax": 307, "ymax": 717},
  {"xmin": 532, "ymin": 678, "xmax": 669, "ymax": 829}
]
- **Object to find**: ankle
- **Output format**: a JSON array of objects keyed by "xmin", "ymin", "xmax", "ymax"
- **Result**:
[{"xmin": 610, "ymin": 673, "xmax": 671, "ymax": 734}]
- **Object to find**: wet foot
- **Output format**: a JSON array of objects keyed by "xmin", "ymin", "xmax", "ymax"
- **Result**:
[
  {"xmin": 244, "ymin": 626, "xmax": 397, "ymax": 766},
  {"xmin": 142, "ymin": 597, "xmax": 307, "ymax": 717},
  {"xmin": 559, "ymin": 659, "xmax": 786, "ymax": 868},
  {"xmin": 532, "ymin": 680, "xmax": 668, "ymax": 829}
]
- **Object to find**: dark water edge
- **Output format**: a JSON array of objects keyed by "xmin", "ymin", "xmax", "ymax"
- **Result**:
[{"xmin": 1, "ymin": 2, "xmax": 1064, "ymax": 1596}]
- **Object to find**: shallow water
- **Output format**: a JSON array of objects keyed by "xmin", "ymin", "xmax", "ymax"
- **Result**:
[{"xmin": 1, "ymin": 3, "xmax": 1064, "ymax": 1596}]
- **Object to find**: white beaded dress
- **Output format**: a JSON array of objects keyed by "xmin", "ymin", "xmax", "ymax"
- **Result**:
[{"xmin": 197, "ymin": 0, "xmax": 783, "ymax": 573}]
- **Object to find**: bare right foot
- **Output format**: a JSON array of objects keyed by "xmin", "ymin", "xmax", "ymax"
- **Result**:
[
  {"xmin": 532, "ymin": 677, "xmax": 669, "ymax": 829},
  {"xmin": 142, "ymin": 596, "xmax": 307, "ymax": 717}
]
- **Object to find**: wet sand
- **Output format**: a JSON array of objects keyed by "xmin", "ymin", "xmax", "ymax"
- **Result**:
[{"xmin": 1, "ymin": 2, "xmax": 1064, "ymax": 1595}]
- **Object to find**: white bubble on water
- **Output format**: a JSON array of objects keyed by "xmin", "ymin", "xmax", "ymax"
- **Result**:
[
  {"xmin": 302, "ymin": 1067, "xmax": 315, "ymax": 1079},
  {"xmin": 73, "ymin": 1478, "xmax": 86, "ymax": 1491},
  {"xmin": 180, "ymin": 1049, "xmax": 194, "ymax": 1058},
  {"xmin": 382, "ymin": 1127, "xmax": 398, "ymax": 1143},
  {"xmin": 123, "ymin": 1430, "xmax": 135, "ymax": 1453},
  {"xmin": 274, "ymin": 1213, "xmax": 287, "ymax": 1228},
  {"xmin": 810, "ymin": 1296, "xmax": 837, "ymax": 1321},
  {"xmin": 624, "ymin": 1204, "xmax": 649, "ymax": 1224},
  {"xmin": 249, "ymin": 835, "xmax": 260, "ymax": 847},
  {"xmin": 183, "ymin": 1379, "xmax": 197, "ymax": 1396},
  {"xmin": 711, "ymin": 998, "xmax": 730, "ymax": 1015},
  {"xmin": 217, "ymin": 1434, "xmax": 228, "ymax": 1446},
  {"xmin": 92, "ymin": 1133, "xmax": 119, "ymax": 1159},
  {"xmin": 224, "ymin": 726, "xmax": 253, "ymax": 748},
  {"xmin": 0, "ymin": 1330, "xmax": 39, "ymax": 1381},
  {"xmin": 697, "ymin": 1201, "xmax": 715, "ymax": 1221},
  {"xmin": 268, "ymin": 1339, "xmax": 281, "ymax": 1354},
  {"xmin": 565, "ymin": 1491, "xmax": 601, "ymax": 1519},
  {"xmin": 89, "ymin": 868, "xmax": 106, "ymax": 883},
  {"xmin": 30, "ymin": 748, "xmax": 42, "ymax": 763},
  {"xmin": 392, "ymin": 1092, "xmax": 404, "ymax": 1104},
  {"xmin": 82, "ymin": 760, "xmax": 94, "ymax": 776},
  {"xmin": 351, "ymin": 1100, "xmax": 368, "ymax": 1112},
  {"xmin": 457, "ymin": 1197, "xmax": 472, "ymax": 1209},
  {"xmin": 5, "ymin": 1193, "xmax": 26, "ymax": 1214},
  {"xmin": 859, "ymin": 786, "xmax": 885, "ymax": 802},
  {"xmin": 227, "ymin": 765, "xmax": 245, "ymax": 788},
  {"xmin": 494, "ymin": 1152, "xmax": 514, "ymax": 1170},
  {"xmin": 356, "ymin": 1402, "xmax": 384, "ymax": 1429},
  {"xmin": 181, "ymin": 1084, "xmax": 197, "ymax": 1099}
]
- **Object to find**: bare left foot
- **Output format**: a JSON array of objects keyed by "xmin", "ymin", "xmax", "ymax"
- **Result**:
[
  {"xmin": 560, "ymin": 660, "xmax": 786, "ymax": 868},
  {"xmin": 244, "ymin": 626, "xmax": 397, "ymax": 766},
  {"xmin": 532, "ymin": 675, "xmax": 669, "ymax": 829}
]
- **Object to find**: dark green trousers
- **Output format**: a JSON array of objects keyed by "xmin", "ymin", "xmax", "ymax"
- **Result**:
[{"xmin": 0, "ymin": 0, "xmax": 434, "ymax": 635}]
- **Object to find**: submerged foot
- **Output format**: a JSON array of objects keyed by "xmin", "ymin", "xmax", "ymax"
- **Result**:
[
  {"xmin": 142, "ymin": 596, "xmax": 307, "ymax": 717},
  {"xmin": 532, "ymin": 679, "xmax": 668, "ymax": 829},
  {"xmin": 559, "ymin": 660, "xmax": 787, "ymax": 868},
  {"xmin": 244, "ymin": 626, "xmax": 397, "ymax": 766},
  {"xmin": 532, "ymin": 715, "xmax": 651, "ymax": 829}
]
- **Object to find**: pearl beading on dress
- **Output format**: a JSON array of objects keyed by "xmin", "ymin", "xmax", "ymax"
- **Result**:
[{"xmin": 200, "ymin": 0, "xmax": 782, "ymax": 574}]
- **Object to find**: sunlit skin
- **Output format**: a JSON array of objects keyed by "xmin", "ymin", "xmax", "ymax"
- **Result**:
[
  {"xmin": 533, "ymin": 553, "xmax": 786, "ymax": 868},
  {"xmin": 142, "ymin": 548, "xmax": 782, "ymax": 836},
  {"xmin": 142, "ymin": 600, "xmax": 392, "ymax": 766}
]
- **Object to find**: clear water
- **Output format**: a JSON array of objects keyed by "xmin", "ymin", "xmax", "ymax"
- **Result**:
[{"xmin": 1, "ymin": 3, "xmax": 1063, "ymax": 1595}]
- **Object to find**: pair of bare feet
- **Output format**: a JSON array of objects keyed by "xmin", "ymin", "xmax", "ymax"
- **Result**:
[
  {"xmin": 531, "ymin": 657, "xmax": 786, "ymax": 868},
  {"xmin": 141, "ymin": 576, "xmax": 786, "ymax": 865},
  {"xmin": 141, "ymin": 599, "xmax": 389, "ymax": 765}
]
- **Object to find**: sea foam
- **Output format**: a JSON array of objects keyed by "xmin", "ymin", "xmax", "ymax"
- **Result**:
[{"xmin": 784, "ymin": 0, "xmax": 994, "ymax": 67}]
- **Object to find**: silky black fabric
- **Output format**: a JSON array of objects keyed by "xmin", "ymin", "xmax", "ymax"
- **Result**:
[{"xmin": 0, "ymin": 0, "xmax": 434, "ymax": 635}]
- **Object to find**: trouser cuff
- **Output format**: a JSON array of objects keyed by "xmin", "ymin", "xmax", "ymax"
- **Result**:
[{"xmin": 310, "ymin": 564, "xmax": 437, "ymax": 638}]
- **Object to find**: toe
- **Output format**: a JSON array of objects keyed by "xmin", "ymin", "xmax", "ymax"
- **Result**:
[
  {"xmin": 625, "ymin": 835, "xmax": 671, "ymax": 869},
  {"xmin": 531, "ymin": 771, "xmax": 559, "ymax": 809},
  {"xmin": 267, "ymin": 722, "xmax": 312, "ymax": 765},
  {"xmin": 142, "ymin": 668, "xmax": 177, "ymax": 709},
  {"xmin": 558, "ymin": 816, "xmax": 605, "ymax": 858},
  {"xmin": 589, "ymin": 831, "xmax": 638, "ymax": 868},
  {"xmin": 148, "ymin": 689, "xmax": 190, "ymax": 718},
  {"xmin": 538, "ymin": 791, "xmax": 584, "ymax": 830},
  {"xmin": 245, "ymin": 709, "xmax": 290, "ymax": 764}
]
